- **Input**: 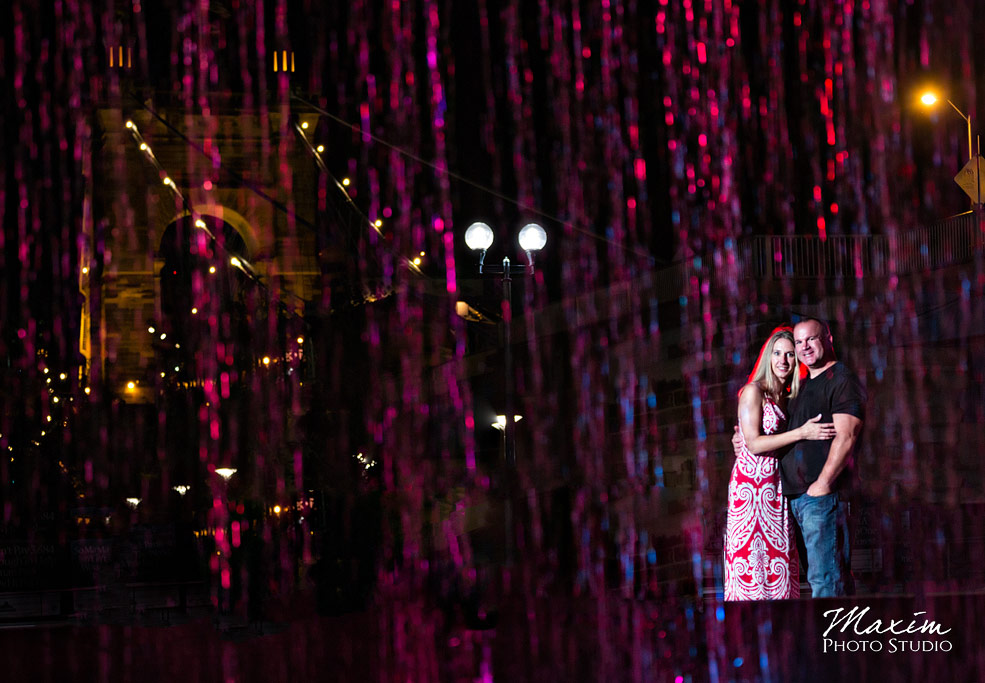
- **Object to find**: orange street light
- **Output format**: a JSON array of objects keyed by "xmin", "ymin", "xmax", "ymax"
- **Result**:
[
  {"xmin": 919, "ymin": 89, "xmax": 981, "ymax": 206},
  {"xmin": 919, "ymin": 89, "xmax": 973, "ymax": 161}
]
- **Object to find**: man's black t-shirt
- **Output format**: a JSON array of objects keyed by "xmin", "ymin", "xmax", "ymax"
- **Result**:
[{"xmin": 780, "ymin": 362, "xmax": 865, "ymax": 496}]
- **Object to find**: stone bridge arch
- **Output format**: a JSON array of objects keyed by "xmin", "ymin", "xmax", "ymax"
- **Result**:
[{"xmin": 87, "ymin": 106, "xmax": 322, "ymax": 402}]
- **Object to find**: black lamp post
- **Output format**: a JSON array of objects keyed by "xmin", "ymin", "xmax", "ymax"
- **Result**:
[
  {"xmin": 919, "ymin": 90, "xmax": 981, "ymax": 207},
  {"xmin": 464, "ymin": 221, "xmax": 548, "ymax": 466}
]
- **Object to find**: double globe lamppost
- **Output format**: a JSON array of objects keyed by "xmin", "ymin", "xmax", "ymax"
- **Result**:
[{"xmin": 464, "ymin": 221, "xmax": 548, "ymax": 467}]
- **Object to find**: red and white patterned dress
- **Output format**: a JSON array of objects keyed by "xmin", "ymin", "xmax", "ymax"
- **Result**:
[{"xmin": 723, "ymin": 396, "xmax": 799, "ymax": 600}]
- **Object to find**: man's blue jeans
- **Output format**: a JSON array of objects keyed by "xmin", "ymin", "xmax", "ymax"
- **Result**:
[{"xmin": 789, "ymin": 492, "xmax": 853, "ymax": 598}]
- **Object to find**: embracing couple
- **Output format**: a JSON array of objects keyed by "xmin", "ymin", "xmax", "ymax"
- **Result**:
[{"xmin": 723, "ymin": 318, "xmax": 866, "ymax": 601}]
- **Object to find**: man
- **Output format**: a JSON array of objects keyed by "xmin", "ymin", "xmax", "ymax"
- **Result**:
[{"xmin": 733, "ymin": 317, "xmax": 865, "ymax": 597}]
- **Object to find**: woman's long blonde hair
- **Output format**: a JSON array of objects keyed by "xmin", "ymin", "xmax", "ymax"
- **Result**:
[{"xmin": 745, "ymin": 327, "xmax": 801, "ymax": 401}]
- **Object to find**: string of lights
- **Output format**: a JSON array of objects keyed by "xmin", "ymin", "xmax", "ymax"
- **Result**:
[
  {"xmin": 291, "ymin": 120, "xmax": 425, "ymax": 277},
  {"xmin": 123, "ymin": 117, "xmax": 308, "ymax": 309},
  {"xmin": 129, "ymin": 94, "xmax": 431, "ymax": 307},
  {"xmin": 290, "ymin": 93, "xmax": 658, "ymax": 264},
  {"xmin": 2, "ymin": 351, "xmax": 85, "ymax": 500}
]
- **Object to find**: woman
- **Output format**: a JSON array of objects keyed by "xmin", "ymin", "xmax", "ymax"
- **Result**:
[{"xmin": 723, "ymin": 327, "xmax": 835, "ymax": 601}]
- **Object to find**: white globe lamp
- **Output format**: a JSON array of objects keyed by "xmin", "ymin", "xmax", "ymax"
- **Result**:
[
  {"xmin": 517, "ymin": 223, "xmax": 547, "ymax": 252},
  {"xmin": 464, "ymin": 222, "xmax": 495, "ymax": 251}
]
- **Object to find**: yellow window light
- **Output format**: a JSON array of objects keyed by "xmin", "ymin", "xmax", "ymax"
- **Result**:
[
  {"xmin": 109, "ymin": 46, "xmax": 130, "ymax": 69},
  {"xmin": 272, "ymin": 50, "xmax": 295, "ymax": 73}
]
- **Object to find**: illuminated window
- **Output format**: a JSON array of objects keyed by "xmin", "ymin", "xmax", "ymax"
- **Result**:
[
  {"xmin": 108, "ymin": 46, "xmax": 133, "ymax": 69},
  {"xmin": 272, "ymin": 50, "xmax": 295, "ymax": 73}
]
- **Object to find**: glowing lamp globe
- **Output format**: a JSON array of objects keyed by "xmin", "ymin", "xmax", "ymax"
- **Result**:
[
  {"xmin": 465, "ymin": 222, "xmax": 495, "ymax": 251},
  {"xmin": 492, "ymin": 415, "xmax": 523, "ymax": 431},
  {"xmin": 517, "ymin": 223, "xmax": 547, "ymax": 252}
]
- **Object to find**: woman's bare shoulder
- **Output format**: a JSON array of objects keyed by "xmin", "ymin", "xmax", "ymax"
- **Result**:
[{"xmin": 738, "ymin": 382, "xmax": 764, "ymax": 402}]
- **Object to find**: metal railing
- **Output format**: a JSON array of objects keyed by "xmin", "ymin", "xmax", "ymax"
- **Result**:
[{"xmin": 749, "ymin": 211, "xmax": 983, "ymax": 279}]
